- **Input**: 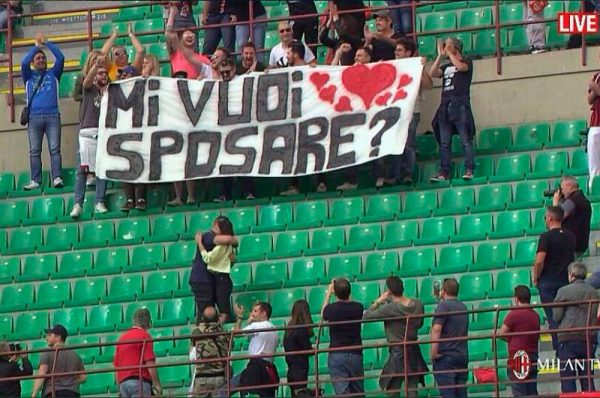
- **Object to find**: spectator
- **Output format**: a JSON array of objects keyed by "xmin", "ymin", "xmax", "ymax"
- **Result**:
[
  {"xmin": 141, "ymin": 54, "xmax": 160, "ymax": 77},
  {"xmin": 588, "ymin": 60, "xmax": 600, "ymax": 185},
  {"xmin": 21, "ymin": 33, "xmax": 65, "ymax": 191},
  {"xmin": 321, "ymin": 278, "xmax": 364, "ymax": 396},
  {"xmin": 385, "ymin": 0, "xmax": 414, "ymax": 37},
  {"xmin": 236, "ymin": 41, "xmax": 266, "ymax": 74},
  {"xmin": 287, "ymin": 0, "xmax": 319, "ymax": 55},
  {"xmin": 430, "ymin": 278, "xmax": 469, "ymax": 398},
  {"xmin": 101, "ymin": 24, "xmax": 145, "ymax": 82},
  {"xmin": 0, "ymin": 1, "xmax": 21, "ymax": 61},
  {"xmin": 114, "ymin": 309, "xmax": 162, "ymax": 398},
  {"xmin": 552, "ymin": 176, "xmax": 592, "ymax": 256},
  {"xmin": 190, "ymin": 216, "xmax": 238, "ymax": 324},
  {"xmin": 166, "ymin": 0, "xmax": 198, "ymax": 32},
  {"xmin": 363, "ymin": 9, "xmax": 397, "ymax": 62},
  {"xmin": 31, "ymin": 324, "xmax": 86, "ymax": 398},
  {"xmin": 319, "ymin": 6, "xmax": 363, "ymax": 66},
  {"xmin": 386, "ymin": 38, "xmax": 432, "ymax": 185},
  {"xmin": 533, "ymin": 205, "xmax": 576, "ymax": 352},
  {"xmin": 328, "ymin": 0, "xmax": 366, "ymax": 40},
  {"xmin": 524, "ymin": 0, "xmax": 546, "ymax": 53},
  {"xmin": 499, "ymin": 285, "xmax": 540, "ymax": 397},
  {"xmin": 269, "ymin": 21, "xmax": 315, "ymax": 68},
  {"xmin": 0, "ymin": 341, "xmax": 33, "ymax": 397},
  {"xmin": 69, "ymin": 56, "xmax": 109, "ymax": 218},
  {"xmin": 202, "ymin": 0, "xmax": 236, "ymax": 55},
  {"xmin": 231, "ymin": 0, "xmax": 267, "ymax": 56},
  {"xmin": 364, "ymin": 276, "xmax": 427, "ymax": 397},
  {"xmin": 283, "ymin": 300, "xmax": 314, "ymax": 397},
  {"xmin": 554, "ymin": 262, "xmax": 599, "ymax": 393},
  {"xmin": 73, "ymin": 50, "xmax": 103, "ymax": 103},
  {"xmin": 189, "ymin": 306, "xmax": 231, "ymax": 397},
  {"xmin": 429, "ymin": 38, "xmax": 476, "ymax": 182},
  {"xmin": 228, "ymin": 302, "xmax": 280, "ymax": 397}
]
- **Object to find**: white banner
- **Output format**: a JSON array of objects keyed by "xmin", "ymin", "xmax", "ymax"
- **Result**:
[{"xmin": 96, "ymin": 58, "xmax": 423, "ymax": 183}]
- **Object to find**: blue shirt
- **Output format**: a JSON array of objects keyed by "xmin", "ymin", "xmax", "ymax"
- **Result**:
[
  {"xmin": 189, "ymin": 230, "xmax": 217, "ymax": 284},
  {"xmin": 433, "ymin": 299, "xmax": 469, "ymax": 363},
  {"xmin": 21, "ymin": 41, "xmax": 64, "ymax": 116}
]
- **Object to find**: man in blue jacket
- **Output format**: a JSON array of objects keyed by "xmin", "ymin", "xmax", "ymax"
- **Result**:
[{"xmin": 21, "ymin": 33, "xmax": 64, "ymax": 190}]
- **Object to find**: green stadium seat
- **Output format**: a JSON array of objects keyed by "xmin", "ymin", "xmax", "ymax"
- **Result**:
[
  {"xmin": 158, "ymin": 363, "xmax": 189, "ymax": 388},
  {"xmin": 471, "ymin": 184, "xmax": 512, "ymax": 213},
  {"xmin": 113, "ymin": 5, "xmax": 151, "ymax": 21},
  {"xmin": 547, "ymin": 24, "xmax": 569, "ymax": 48},
  {"xmin": 563, "ymin": 0, "xmax": 580, "ymax": 12},
  {"xmin": 471, "ymin": 299, "xmax": 511, "ymax": 331},
  {"xmin": 186, "ymin": 210, "xmax": 221, "ymax": 237},
  {"xmin": 433, "ymin": 187, "xmax": 475, "ymax": 216},
  {"xmin": 307, "ymin": 286, "xmax": 330, "ymax": 314},
  {"xmin": 418, "ymin": 162, "xmax": 451, "ymax": 189},
  {"xmin": 363, "ymin": 320, "xmax": 386, "ymax": 340},
  {"xmin": 99, "ymin": 21, "xmax": 128, "ymax": 37},
  {"xmin": 23, "ymin": 196, "xmax": 64, "ymax": 225},
  {"xmin": 163, "ymin": 241, "xmax": 196, "ymax": 269},
  {"xmin": 0, "ymin": 231, "xmax": 5, "ymax": 254},
  {"xmin": 79, "ymin": 371, "xmax": 113, "ymax": 395},
  {"xmin": 254, "ymin": 204, "xmax": 293, "ymax": 232},
  {"xmin": 342, "ymin": 225, "xmax": 381, "ymax": 252},
  {"xmin": 17, "ymin": 254, "xmax": 56, "ymax": 282},
  {"xmin": 120, "ymin": 301, "xmax": 160, "ymax": 331},
  {"xmin": 548, "ymin": 119, "xmax": 586, "ymax": 148},
  {"xmin": 504, "ymin": 26, "xmax": 530, "ymax": 54},
  {"xmin": 284, "ymin": 257, "xmax": 326, "ymax": 287},
  {"xmin": 80, "ymin": 304, "xmax": 122, "ymax": 334},
  {"xmin": 74, "ymin": 220, "xmax": 115, "ymax": 249},
  {"xmin": 289, "ymin": 200, "xmax": 328, "ymax": 230},
  {"xmin": 399, "ymin": 247, "xmax": 435, "ymax": 277},
  {"xmin": 249, "ymin": 262, "xmax": 287, "ymax": 290},
  {"xmin": 133, "ymin": 18, "xmax": 164, "ymax": 33},
  {"xmin": 416, "ymin": 133, "xmax": 439, "ymax": 160},
  {"xmin": 361, "ymin": 194, "xmax": 401, "ymax": 223},
  {"xmin": 328, "ymin": 255, "xmax": 361, "ymax": 280},
  {"xmin": 358, "ymin": 252, "xmax": 399, "ymax": 281},
  {"xmin": 0, "ymin": 314, "xmax": 12, "ymax": 338},
  {"xmin": 104, "ymin": 275, "xmax": 143, "ymax": 304},
  {"xmin": 507, "ymin": 238, "xmax": 538, "ymax": 268},
  {"xmin": 528, "ymin": 151, "xmax": 568, "ymax": 179},
  {"xmin": 352, "ymin": 282, "xmax": 380, "ymax": 307},
  {"xmin": 13, "ymin": 170, "xmax": 47, "ymax": 196},
  {"xmin": 0, "ymin": 284, "xmax": 33, "ymax": 313},
  {"xmin": 489, "ymin": 209, "xmax": 530, "ymax": 239},
  {"xmin": 5, "ymin": 226, "xmax": 42, "ymax": 255},
  {"xmin": 230, "ymin": 263, "xmax": 252, "ymax": 292},
  {"xmin": 305, "ymin": 227, "xmax": 345, "ymax": 256},
  {"xmin": 148, "ymin": 42, "xmax": 169, "ymax": 61},
  {"xmin": 473, "ymin": 29, "xmax": 507, "ymax": 56},
  {"xmin": 265, "ymin": 31, "xmax": 279, "ymax": 49},
  {"xmin": 51, "ymin": 307, "xmax": 85, "ymax": 336},
  {"xmin": 10, "ymin": 312, "xmax": 48, "ymax": 341},
  {"xmin": 507, "ymin": 180, "xmax": 547, "ymax": 210},
  {"xmin": 150, "ymin": 329, "xmax": 175, "ymax": 357},
  {"xmin": 235, "ymin": 292, "xmax": 269, "ymax": 315},
  {"xmin": 237, "ymin": 234, "xmax": 272, "ymax": 262},
  {"xmin": 471, "ymin": 241, "xmax": 511, "ymax": 271},
  {"xmin": 89, "ymin": 247, "xmax": 128, "ymax": 276},
  {"xmin": 271, "ymin": 289, "xmax": 305, "ymax": 318},
  {"xmin": 324, "ymin": 197, "xmax": 364, "ymax": 226},
  {"xmin": 59, "ymin": 72, "xmax": 79, "ymax": 98},
  {"xmin": 417, "ymin": 35, "xmax": 437, "ymax": 59},
  {"xmin": 268, "ymin": 231, "xmax": 309, "ymax": 259},
  {"xmin": 61, "ymin": 194, "xmax": 95, "ymax": 222},
  {"xmin": 172, "ymin": 326, "xmax": 194, "ymax": 356},
  {"xmin": 489, "ymin": 269, "xmax": 531, "ymax": 298},
  {"xmin": 146, "ymin": 214, "xmax": 186, "ymax": 243},
  {"xmin": 468, "ymin": 338, "xmax": 490, "ymax": 361},
  {"xmin": 0, "ymin": 200, "xmax": 27, "ymax": 227},
  {"xmin": 377, "ymin": 220, "xmax": 418, "ymax": 249},
  {"xmin": 129, "ymin": 244, "xmax": 164, "ymax": 272},
  {"xmin": 400, "ymin": 190, "xmax": 436, "ymax": 219},
  {"xmin": 477, "ymin": 127, "xmax": 512, "ymax": 154},
  {"xmin": 0, "ymin": 257, "xmax": 20, "ymax": 284},
  {"xmin": 40, "ymin": 224, "xmax": 79, "ymax": 253},
  {"xmin": 30, "ymin": 281, "xmax": 70, "ymax": 310},
  {"xmin": 499, "ymin": 3, "xmax": 524, "ymax": 22},
  {"xmin": 459, "ymin": 273, "xmax": 492, "ymax": 301},
  {"xmin": 414, "ymin": 217, "xmax": 455, "ymax": 246},
  {"xmin": 68, "ymin": 278, "xmax": 106, "ymax": 307},
  {"xmin": 160, "ymin": 63, "xmax": 172, "ymax": 77},
  {"xmin": 568, "ymin": 149, "xmax": 589, "ymax": 176},
  {"xmin": 453, "ymin": 213, "xmax": 492, "ymax": 242},
  {"xmin": 0, "ymin": 172, "xmax": 14, "ymax": 195},
  {"xmin": 422, "ymin": 11, "xmax": 457, "ymax": 33},
  {"xmin": 96, "ymin": 334, "xmax": 120, "ymax": 363},
  {"xmin": 528, "ymin": 207, "xmax": 547, "ymax": 235},
  {"xmin": 222, "ymin": 207, "xmax": 256, "ymax": 235},
  {"xmin": 434, "ymin": 245, "xmax": 473, "ymax": 275},
  {"xmin": 155, "ymin": 297, "xmax": 195, "ymax": 327},
  {"xmin": 459, "ymin": 7, "xmax": 492, "ymax": 28},
  {"xmin": 509, "ymin": 122, "xmax": 550, "ymax": 152},
  {"xmin": 112, "ymin": 218, "xmax": 149, "ymax": 245},
  {"xmin": 490, "ymin": 153, "xmax": 531, "ymax": 182},
  {"xmin": 139, "ymin": 271, "xmax": 179, "ymax": 300}
]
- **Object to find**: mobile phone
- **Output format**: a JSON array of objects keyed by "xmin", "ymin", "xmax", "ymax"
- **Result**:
[
  {"xmin": 8, "ymin": 343, "xmax": 21, "ymax": 352},
  {"xmin": 433, "ymin": 280, "xmax": 441, "ymax": 298}
]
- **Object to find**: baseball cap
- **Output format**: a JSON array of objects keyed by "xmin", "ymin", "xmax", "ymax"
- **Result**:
[
  {"xmin": 372, "ymin": 9, "xmax": 391, "ymax": 19},
  {"xmin": 45, "ymin": 324, "xmax": 68, "ymax": 341},
  {"xmin": 117, "ymin": 65, "xmax": 140, "ymax": 77}
]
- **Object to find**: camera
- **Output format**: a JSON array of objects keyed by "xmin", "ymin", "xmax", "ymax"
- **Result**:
[
  {"xmin": 8, "ymin": 343, "xmax": 21, "ymax": 352},
  {"xmin": 543, "ymin": 187, "xmax": 562, "ymax": 198}
]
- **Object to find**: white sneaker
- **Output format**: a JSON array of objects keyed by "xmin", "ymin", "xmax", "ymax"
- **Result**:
[
  {"xmin": 24, "ymin": 181, "xmax": 40, "ymax": 190},
  {"xmin": 280, "ymin": 186, "xmax": 299, "ymax": 196},
  {"xmin": 317, "ymin": 183, "xmax": 327, "ymax": 193},
  {"xmin": 53, "ymin": 177, "xmax": 64, "ymax": 188},
  {"xmin": 375, "ymin": 178, "xmax": 384, "ymax": 188},
  {"xmin": 245, "ymin": 193, "xmax": 256, "ymax": 200},
  {"xmin": 336, "ymin": 182, "xmax": 358, "ymax": 191},
  {"xmin": 95, "ymin": 202, "xmax": 108, "ymax": 214},
  {"xmin": 70, "ymin": 203, "xmax": 83, "ymax": 218},
  {"xmin": 86, "ymin": 175, "xmax": 96, "ymax": 187}
]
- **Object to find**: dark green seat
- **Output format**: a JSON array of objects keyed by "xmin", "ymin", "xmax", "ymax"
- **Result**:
[
  {"xmin": 89, "ymin": 247, "xmax": 128, "ymax": 276},
  {"xmin": 10, "ymin": 312, "xmax": 48, "ymax": 340},
  {"xmin": 459, "ymin": 7, "xmax": 492, "ymax": 28},
  {"xmin": 399, "ymin": 247, "xmax": 435, "ymax": 277},
  {"xmin": 234, "ymin": 292, "xmax": 269, "ymax": 315},
  {"xmin": 148, "ymin": 42, "xmax": 169, "ymax": 61},
  {"xmin": 507, "ymin": 180, "xmax": 547, "ymax": 210},
  {"xmin": 133, "ymin": 18, "xmax": 164, "ymax": 33},
  {"xmin": 471, "ymin": 299, "xmax": 511, "ymax": 331},
  {"xmin": 358, "ymin": 252, "xmax": 399, "ymax": 281},
  {"xmin": 527, "ymin": 208, "xmax": 546, "ymax": 235},
  {"xmin": 74, "ymin": 221, "xmax": 115, "ymax": 249},
  {"xmin": 230, "ymin": 263, "xmax": 252, "ymax": 292},
  {"xmin": 112, "ymin": 218, "xmax": 149, "ymax": 246},
  {"xmin": 489, "ymin": 209, "xmax": 530, "ymax": 239},
  {"xmin": 186, "ymin": 210, "xmax": 221, "ymax": 238},
  {"xmin": 155, "ymin": 297, "xmax": 195, "ymax": 327},
  {"xmin": 307, "ymin": 287, "xmax": 330, "ymax": 314},
  {"xmin": 468, "ymin": 339, "xmax": 491, "ymax": 362},
  {"xmin": 509, "ymin": 122, "xmax": 549, "ymax": 152},
  {"xmin": 453, "ymin": 213, "xmax": 493, "ymax": 242},
  {"xmin": 507, "ymin": 238, "xmax": 538, "ymax": 268},
  {"xmin": 288, "ymin": 200, "xmax": 327, "ymax": 230},
  {"xmin": 254, "ymin": 204, "xmax": 293, "ymax": 232},
  {"xmin": 568, "ymin": 149, "xmax": 588, "ymax": 176},
  {"xmin": 146, "ymin": 214, "xmax": 186, "ymax": 243},
  {"xmin": 499, "ymin": 3, "xmax": 524, "ymax": 23},
  {"xmin": 163, "ymin": 241, "xmax": 196, "ymax": 269},
  {"xmin": 328, "ymin": 255, "xmax": 361, "ymax": 280},
  {"xmin": 0, "ymin": 314, "xmax": 12, "ymax": 338},
  {"xmin": 284, "ymin": 257, "xmax": 326, "ymax": 287},
  {"xmin": 416, "ymin": 35, "xmax": 437, "ymax": 60},
  {"xmin": 324, "ymin": 197, "xmax": 364, "ymax": 226},
  {"xmin": 6, "ymin": 226, "xmax": 42, "ymax": 255},
  {"xmin": 504, "ymin": 26, "xmax": 530, "ymax": 54},
  {"xmin": 471, "ymin": 241, "xmax": 511, "ymax": 271},
  {"xmin": 305, "ymin": 227, "xmax": 345, "ymax": 256},
  {"xmin": 0, "ymin": 200, "xmax": 27, "ymax": 227},
  {"xmin": 433, "ymin": 245, "xmax": 473, "ymax": 275},
  {"xmin": 453, "ymin": 155, "xmax": 494, "ymax": 186},
  {"xmin": 97, "ymin": 334, "xmax": 120, "ymax": 363},
  {"xmin": 0, "ymin": 172, "xmax": 14, "ymax": 195},
  {"xmin": 237, "ymin": 234, "xmax": 272, "ymax": 262},
  {"xmin": 547, "ymin": 23, "xmax": 569, "ymax": 48},
  {"xmin": 51, "ymin": 307, "xmax": 85, "ymax": 336},
  {"xmin": 268, "ymin": 231, "xmax": 309, "ymax": 259},
  {"xmin": 476, "ymin": 127, "xmax": 512, "ymax": 154},
  {"xmin": 112, "ymin": 5, "xmax": 150, "ymax": 21},
  {"xmin": 40, "ymin": 224, "xmax": 79, "ymax": 252},
  {"xmin": 489, "ymin": 269, "xmax": 531, "ymax": 298},
  {"xmin": 415, "ymin": 134, "xmax": 439, "ymax": 159},
  {"xmin": 30, "ymin": 281, "xmax": 70, "ymax": 310},
  {"xmin": 473, "ymin": 29, "xmax": 507, "ymax": 56},
  {"xmin": 68, "ymin": 278, "xmax": 106, "ymax": 307},
  {"xmin": 129, "ymin": 244, "xmax": 164, "ymax": 272},
  {"xmin": 23, "ymin": 197, "xmax": 64, "ymax": 225},
  {"xmin": 271, "ymin": 289, "xmax": 305, "ymax": 317},
  {"xmin": 528, "ymin": 151, "xmax": 568, "ymax": 179},
  {"xmin": 248, "ymin": 262, "xmax": 287, "ymax": 290},
  {"xmin": 17, "ymin": 254, "xmax": 57, "ymax": 282},
  {"xmin": 361, "ymin": 194, "xmax": 401, "ymax": 223},
  {"xmin": 103, "ymin": 275, "xmax": 143, "ymax": 304},
  {"xmin": 377, "ymin": 220, "xmax": 418, "ymax": 249},
  {"xmin": 422, "ymin": 11, "xmax": 457, "ymax": 33},
  {"xmin": 433, "ymin": 187, "xmax": 475, "ymax": 216},
  {"xmin": 341, "ymin": 225, "xmax": 381, "ymax": 252},
  {"xmin": 458, "ymin": 273, "xmax": 492, "ymax": 301},
  {"xmin": 0, "ymin": 285, "xmax": 33, "ymax": 313},
  {"xmin": 471, "ymin": 184, "xmax": 512, "ymax": 213},
  {"xmin": 80, "ymin": 304, "xmax": 121, "ymax": 334},
  {"xmin": 414, "ymin": 217, "xmax": 455, "ymax": 246},
  {"xmin": 79, "ymin": 368, "xmax": 112, "ymax": 395},
  {"xmin": 489, "ymin": 153, "xmax": 530, "ymax": 183},
  {"xmin": 548, "ymin": 119, "xmax": 586, "ymax": 148},
  {"xmin": 0, "ymin": 257, "xmax": 19, "ymax": 284},
  {"xmin": 222, "ymin": 207, "xmax": 256, "ymax": 235},
  {"xmin": 59, "ymin": 72, "xmax": 80, "ymax": 98},
  {"xmin": 139, "ymin": 271, "xmax": 179, "ymax": 300},
  {"xmin": 400, "ymin": 191, "xmax": 436, "ymax": 219},
  {"xmin": 352, "ymin": 282, "xmax": 380, "ymax": 307},
  {"xmin": 433, "ymin": 1, "xmax": 468, "ymax": 11}
]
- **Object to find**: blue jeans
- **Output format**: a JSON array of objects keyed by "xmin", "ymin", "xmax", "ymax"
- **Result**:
[
  {"xmin": 28, "ymin": 114, "xmax": 62, "ymax": 183},
  {"xmin": 386, "ymin": 0, "xmax": 414, "ymax": 36},
  {"xmin": 538, "ymin": 280, "xmax": 566, "ymax": 352},
  {"xmin": 389, "ymin": 112, "xmax": 420, "ymax": 180},
  {"xmin": 203, "ymin": 13, "xmax": 236, "ymax": 55},
  {"xmin": 559, "ymin": 340, "xmax": 596, "ymax": 393},
  {"xmin": 328, "ymin": 352, "xmax": 364, "ymax": 396},
  {"xmin": 432, "ymin": 355, "xmax": 468, "ymax": 398},
  {"xmin": 73, "ymin": 151, "xmax": 107, "ymax": 205},
  {"xmin": 508, "ymin": 352, "xmax": 538, "ymax": 397},
  {"xmin": 438, "ymin": 104, "xmax": 475, "ymax": 175},
  {"xmin": 235, "ymin": 15, "xmax": 267, "ymax": 56},
  {"xmin": 119, "ymin": 379, "xmax": 152, "ymax": 398}
]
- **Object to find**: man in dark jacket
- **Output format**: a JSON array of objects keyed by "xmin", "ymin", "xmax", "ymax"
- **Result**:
[
  {"xmin": 0, "ymin": 341, "xmax": 33, "ymax": 397},
  {"xmin": 553, "ymin": 176, "xmax": 592, "ymax": 256}
]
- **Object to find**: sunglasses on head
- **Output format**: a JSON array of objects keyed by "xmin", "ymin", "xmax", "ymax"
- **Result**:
[
  {"xmin": 113, "ymin": 51, "xmax": 125, "ymax": 56},
  {"xmin": 279, "ymin": 28, "xmax": 291, "ymax": 33}
]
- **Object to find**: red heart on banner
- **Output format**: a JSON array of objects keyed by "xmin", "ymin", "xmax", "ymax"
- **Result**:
[
  {"xmin": 341, "ymin": 63, "xmax": 397, "ymax": 109},
  {"xmin": 397, "ymin": 74, "xmax": 413, "ymax": 88},
  {"xmin": 375, "ymin": 92, "xmax": 392, "ymax": 106},
  {"xmin": 310, "ymin": 72, "xmax": 330, "ymax": 91},
  {"xmin": 319, "ymin": 85, "xmax": 337, "ymax": 103},
  {"xmin": 335, "ymin": 96, "xmax": 353, "ymax": 112},
  {"xmin": 393, "ymin": 89, "xmax": 407, "ymax": 102}
]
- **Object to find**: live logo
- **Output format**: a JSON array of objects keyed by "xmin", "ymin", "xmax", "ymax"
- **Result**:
[{"xmin": 558, "ymin": 12, "xmax": 599, "ymax": 34}]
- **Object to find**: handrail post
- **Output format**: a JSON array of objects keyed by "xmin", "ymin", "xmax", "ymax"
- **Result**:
[
  {"xmin": 585, "ymin": 301, "xmax": 593, "ymax": 391},
  {"xmin": 86, "ymin": 9, "xmax": 93, "ymax": 52},
  {"xmin": 227, "ymin": 327, "xmax": 234, "ymax": 397},
  {"xmin": 494, "ymin": 0, "xmax": 502, "ymax": 75},
  {"xmin": 7, "ymin": 0, "xmax": 15, "ymax": 123},
  {"xmin": 248, "ymin": 0, "xmax": 255, "ymax": 44},
  {"xmin": 581, "ymin": 0, "xmax": 587, "ymax": 66},
  {"xmin": 491, "ymin": 307, "xmax": 500, "ymax": 398},
  {"xmin": 314, "ymin": 319, "xmax": 325, "ymax": 397}
]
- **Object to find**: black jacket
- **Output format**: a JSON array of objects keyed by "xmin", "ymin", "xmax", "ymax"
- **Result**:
[
  {"xmin": 562, "ymin": 189, "xmax": 591, "ymax": 254},
  {"xmin": 0, "ymin": 357, "xmax": 33, "ymax": 397}
]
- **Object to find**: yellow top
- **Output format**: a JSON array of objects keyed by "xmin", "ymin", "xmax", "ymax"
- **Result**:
[{"xmin": 202, "ymin": 245, "xmax": 233, "ymax": 274}]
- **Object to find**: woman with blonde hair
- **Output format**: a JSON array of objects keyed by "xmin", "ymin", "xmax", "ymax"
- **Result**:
[
  {"xmin": 142, "ymin": 54, "xmax": 160, "ymax": 77},
  {"xmin": 74, "ymin": 50, "xmax": 103, "ymax": 102}
]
